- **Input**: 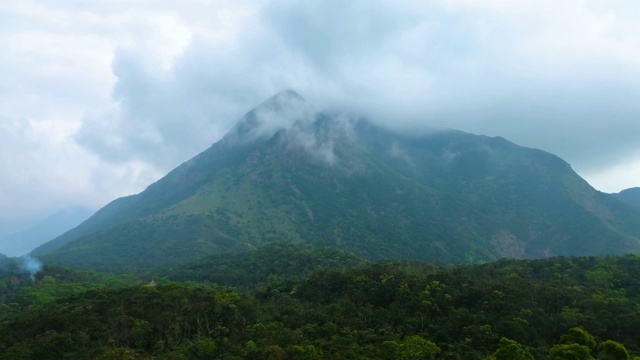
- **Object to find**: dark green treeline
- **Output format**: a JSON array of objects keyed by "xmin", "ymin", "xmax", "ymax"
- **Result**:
[{"xmin": 0, "ymin": 244, "xmax": 639, "ymax": 359}]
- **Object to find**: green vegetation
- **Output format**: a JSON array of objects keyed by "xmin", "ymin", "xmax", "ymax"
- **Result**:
[
  {"xmin": 19, "ymin": 95, "xmax": 640, "ymax": 358},
  {"xmin": 33, "ymin": 115, "xmax": 640, "ymax": 272},
  {"xmin": 3, "ymin": 245, "xmax": 640, "ymax": 359},
  {"xmin": 161, "ymin": 241, "xmax": 368, "ymax": 286}
]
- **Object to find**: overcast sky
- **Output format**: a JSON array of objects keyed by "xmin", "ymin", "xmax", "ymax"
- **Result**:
[{"xmin": 2, "ymin": 0, "xmax": 640, "ymax": 233}]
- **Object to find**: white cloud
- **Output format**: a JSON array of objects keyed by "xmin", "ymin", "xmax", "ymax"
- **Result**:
[
  {"xmin": 583, "ymin": 152, "xmax": 640, "ymax": 193},
  {"xmin": 0, "ymin": 114, "xmax": 159, "ymax": 233},
  {"xmin": 1, "ymin": 0, "xmax": 640, "ymax": 231}
]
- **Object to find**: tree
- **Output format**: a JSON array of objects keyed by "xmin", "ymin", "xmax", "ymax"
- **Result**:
[
  {"xmin": 379, "ymin": 340, "xmax": 400, "ymax": 360},
  {"xmin": 492, "ymin": 337, "xmax": 534, "ymax": 360},
  {"xmin": 400, "ymin": 335, "xmax": 441, "ymax": 360},
  {"xmin": 559, "ymin": 328, "xmax": 597, "ymax": 349},
  {"xmin": 192, "ymin": 338, "xmax": 217, "ymax": 359},
  {"xmin": 264, "ymin": 345, "xmax": 285, "ymax": 360},
  {"xmin": 597, "ymin": 340, "xmax": 630, "ymax": 360},
  {"xmin": 243, "ymin": 340, "xmax": 260, "ymax": 359},
  {"xmin": 549, "ymin": 343, "xmax": 595, "ymax": 360}
]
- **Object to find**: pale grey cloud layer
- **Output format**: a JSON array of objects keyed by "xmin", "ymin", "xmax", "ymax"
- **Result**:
[{"xmin": 2, "ymin": 0, "xmax": 640, "ymax": 234}]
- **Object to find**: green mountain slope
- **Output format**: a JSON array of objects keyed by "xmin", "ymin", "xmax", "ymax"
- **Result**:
[{"xmin": 32, "ymin": 91, "xmax": 640, "ymax": 271}]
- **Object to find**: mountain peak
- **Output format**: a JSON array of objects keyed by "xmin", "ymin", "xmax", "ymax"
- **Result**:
[
  {"xmin": 225, "ymin": 90, "xmax": 308, "ymax": 144},
  {"xmin": 256, "ymin": 89, "xmax": 306, "ymax": 113},
  {"xmin": 272, "ymin": 89, "xmax": 304, "ymax": 102}
]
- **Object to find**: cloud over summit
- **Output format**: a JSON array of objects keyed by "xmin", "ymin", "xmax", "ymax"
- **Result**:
[{"xmin": 2, "ymin": 0, "xmax": 640, "ymax": 229}]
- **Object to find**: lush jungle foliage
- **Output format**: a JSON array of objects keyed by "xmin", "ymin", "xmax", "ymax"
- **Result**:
[{"xmin": 1, "ymin": 247, "xmax": 640, "ymax": 359}]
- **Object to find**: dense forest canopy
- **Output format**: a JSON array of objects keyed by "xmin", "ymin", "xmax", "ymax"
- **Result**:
[{"xmin": 0, "ymin": 244, "xmax": 639, "ymax": 359}]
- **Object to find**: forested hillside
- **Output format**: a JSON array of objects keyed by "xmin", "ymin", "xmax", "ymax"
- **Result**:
[
  {"xmin": 32, "ymin": 92, "xmax": 640, "ymax": 272},
  {"xmin": 1, "ymin": 247, "xmax": 639, "ymax": 359},
  {"xmin": 161, "ymin": 242, "xmax": 368, "ymax": 286}
]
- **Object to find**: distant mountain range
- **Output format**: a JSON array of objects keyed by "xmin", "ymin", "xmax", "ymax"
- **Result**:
[
  {"xmin": 0, "ymin": 206, "xmax": 93, "ymax": 257},
  {"xmin": 31, "ymin": 91, "xmax": 640, "ymax": 272},
  {"xmin": 614, "ymin": 187, "xmax": 640, "ymax": 207}
]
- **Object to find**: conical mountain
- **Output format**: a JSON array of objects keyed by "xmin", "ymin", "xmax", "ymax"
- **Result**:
[{"xmin": 32, "ymin": 91, "xmax": 640, "ymax": 271}]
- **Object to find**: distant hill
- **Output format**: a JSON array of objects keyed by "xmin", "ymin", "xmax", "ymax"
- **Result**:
[
  {"xmin": 0, "ymin": 206, "xmax": 92, "ymax": 257},
  {"xmin": 614, "ymin": 187, "xmax": 640, "ymax": 207},
  {"xmin": 32, "ymin": 91, "xmax": 640, "ymax": 272}
]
